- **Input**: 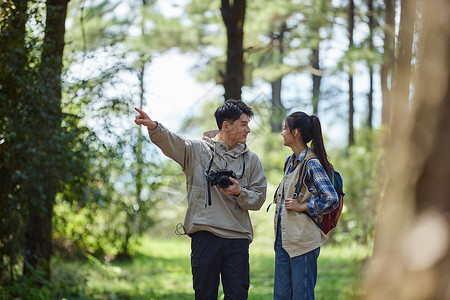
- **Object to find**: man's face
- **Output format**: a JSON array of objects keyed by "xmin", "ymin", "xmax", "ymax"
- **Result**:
[{"xmin": 225, "ymin": 114, "xmax": 251, "ymax": 145}]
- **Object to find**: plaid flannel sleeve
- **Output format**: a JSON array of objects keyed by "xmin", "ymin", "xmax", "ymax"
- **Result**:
[{"xmin": 304, "ymin": 159, "xmax": 339, "ymax": 219}]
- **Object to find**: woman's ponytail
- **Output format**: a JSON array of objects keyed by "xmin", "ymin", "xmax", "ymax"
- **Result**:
[
  {"xmin": 310, "ymin": 115, "xmax": 333, "ymax": 177},
  {"xmin": 285, "ymin": 112, "xmax": 333, "ymax": 178}
]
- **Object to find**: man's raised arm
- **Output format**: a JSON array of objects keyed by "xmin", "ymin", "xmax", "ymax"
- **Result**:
[{"xmin": 133, "ymin": 107, "xmax": 191, "ymax": 170}]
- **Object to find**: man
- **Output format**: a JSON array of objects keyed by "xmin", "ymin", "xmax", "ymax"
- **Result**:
[{"xmin": 134, "ymin": 99, "xmax": 267, "ymax": 300}]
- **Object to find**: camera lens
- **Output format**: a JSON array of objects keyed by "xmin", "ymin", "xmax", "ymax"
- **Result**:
[{"xmin": 218, "ymin": 175, "xmax": 232, "ymax": 189}]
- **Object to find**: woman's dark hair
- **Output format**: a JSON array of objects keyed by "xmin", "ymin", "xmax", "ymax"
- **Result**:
[
  {"xmin": 214, "ymin": 99, "xmax": 254, "ymax": 130},
  {"xmin": 286, "ymin": 111, "xmax": 333, "ymax": 177}
]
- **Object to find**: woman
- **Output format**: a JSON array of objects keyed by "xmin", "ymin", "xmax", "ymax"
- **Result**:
[{"xmin": 272, "ymin": 111, "xmax": 339, "ymax": 300}]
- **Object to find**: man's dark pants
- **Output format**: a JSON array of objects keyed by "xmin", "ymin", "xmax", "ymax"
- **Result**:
[{"xmin": 190, "ymin": 231, "xmax": 250, "ymax": 300}]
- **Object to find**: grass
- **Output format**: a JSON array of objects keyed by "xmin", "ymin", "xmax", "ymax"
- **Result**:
[{"xmin": 53, "ymin": 235, "xmax": 371, "ymax": 300}]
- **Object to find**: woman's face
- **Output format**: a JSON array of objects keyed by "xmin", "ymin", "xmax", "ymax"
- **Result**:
[{"xmin": 281, "ymin": 120, "xmax": 295, "ymax": 147}]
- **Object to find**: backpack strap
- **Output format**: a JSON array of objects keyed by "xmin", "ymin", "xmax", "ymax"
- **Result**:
[
  {"xmin": 292, "ymin": 155, "xmax": 318, "ymax": 199},
  {"xmin": 283, "ymin": 155, "xmax": 290, "ymax": 173},
  {"xmin": 292, "ymin": 155, "xmax": 323, "ymax": 228}
]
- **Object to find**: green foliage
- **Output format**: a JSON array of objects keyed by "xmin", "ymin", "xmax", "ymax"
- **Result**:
[
  {"xmin": 316, "ymin": 244, "xmax": 371, "ymax": 299},
  {"xmin": 245, "ymin": 0, "xmax": 334, "ymax": 82},
  {"xmin": 0, "ymin": 263, "xmax": 88, "ymax": 299},
  {"xmin": 55, "ymin": 0, "xmax": 182, "ymax": 259},
  {"xmin": 179, "ymin": 98, "xmax": 223, "ymax": 135},
  {"xmin": 42, "ymin": 236, "xmax": 370, "ymax": 299},
  {"xmin": 330, "ymin": 127, "xmax": 384, "ymax": 245},
  {"xmin": 184, "ymin": 0, "xmax": 224, "ymax": 49},
  {"xmin": 1, "ymin": 0, "xmax": 92, "ymax": 283},
  {"xmin": 1, "ymin": 1, "xmax": 37, "ymax": 276},
  {"xmin": 1, "ymin": 0, "xmax": 172, "ymax": 286},
  {"xmin": 52, "ymin": 145, "xmax": 164, "ymax": 257},
  {"xmin": 337, "ymin": 46, "xmax": 382, "ymax": 75},
  {"xmin": 54, "ymin": 74, "xmax": 166, "ymax": 256}
]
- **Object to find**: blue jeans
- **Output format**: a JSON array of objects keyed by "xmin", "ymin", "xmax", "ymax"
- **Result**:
[{"xmin": 273, "ymin": 223, "xmax": 320, "ymax": 300}]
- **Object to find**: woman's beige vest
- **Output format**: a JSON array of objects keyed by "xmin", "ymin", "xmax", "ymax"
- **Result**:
[{"xmin": 274, "ymin": 149, "xmax": 327, "ymax": 258}]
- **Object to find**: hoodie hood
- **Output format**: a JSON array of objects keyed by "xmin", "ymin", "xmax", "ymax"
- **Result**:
[{"xmin": 202, "ymin": 130, "xmax": 249, "ymax": 158}]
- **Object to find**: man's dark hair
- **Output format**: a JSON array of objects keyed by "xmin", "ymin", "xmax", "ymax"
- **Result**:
[{"xmin": 214, "ymin": 99, "xmax": 254, "ymax": 130}]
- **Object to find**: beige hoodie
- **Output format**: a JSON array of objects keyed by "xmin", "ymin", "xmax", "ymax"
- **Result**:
[{"xmin": 148, "ymin": 123, "xmax": 267, "ymax": 242}]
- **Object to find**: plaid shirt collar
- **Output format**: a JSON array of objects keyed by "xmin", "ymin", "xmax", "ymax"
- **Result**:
[{"xmin": 287, "ymin": 147, "xmax": 309, "ymax": 174}]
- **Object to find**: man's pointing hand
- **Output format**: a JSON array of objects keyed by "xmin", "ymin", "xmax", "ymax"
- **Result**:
[{"xmin": 134, "ymin": 107, "xmax": 157, "ymax": 129}]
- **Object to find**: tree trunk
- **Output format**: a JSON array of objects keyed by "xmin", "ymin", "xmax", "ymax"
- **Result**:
[
  {"xmin": 271, "ymin": 78, "xmax": 283, "ymax": 132},
  {"xmin": 269, "ymin": 21, "xmax": 287, "ymax": 133},
  {"xmin": 23, "ymin": 0, "xmax": 69, "ymax": 280},
  {"xmin": 116, "ymin": 62, "xmax": 146, "ymax": 261},
  {"xmin": 348, "ymin": 75, "xmax": 354, "ymax": 146},
  {"xmin": 381, "ymin": 0, "xmax": 395, "ymax": 125},
  {"xmin": 6, "ymin": 0, "xmax": 28, "ymax": 70},
  {"xmin": 221, "ymin": 0, "xmax": 245, "ymax": 101},
  {"xmin": 391, "ymin": 0, "xmax": 416, "ymax": 124},
  {"xmin": 137, "ymin": 62, "xmax": 145, "ymax": 205},
  {"xmin": 365, "ymin": 1, "xmax": 450, "ymax": 298},
  {"xmin": 0, "ymin": 0, "xmax": 28, "ymax": 283},
  {"xmin": 348, "ymin": 0, "xmax": 355, "ymax": 147},
  {"xmin": 308, "ymin": 0, "xmax": 326, "ymax": 117},
  {"xmin": 368, "ymin": 66, "xmax": 374, "ymax": 128},
  {"xmin": 311, "ymin": 47, "xmax": 321, "ymax": 116},
  {"xmin": 367, "ymin": 0, "xmax": 374, "ymax": 128}
]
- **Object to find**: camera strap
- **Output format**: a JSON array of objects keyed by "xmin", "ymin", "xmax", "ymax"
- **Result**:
[
  {"xmin": 205, "ymin": 147, "xmax": 216, "ymax": 207},
  {"xmin": 204, "ymin": 147, "xmax": 246, "ymax": 207}
]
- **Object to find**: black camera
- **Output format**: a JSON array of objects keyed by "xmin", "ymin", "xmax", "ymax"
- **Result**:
[{"xmin": 206, "ymin": 169, "xmax": 237, "ymax": 189}]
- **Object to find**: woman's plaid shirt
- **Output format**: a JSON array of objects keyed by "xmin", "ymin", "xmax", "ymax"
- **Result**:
[{"xmin": 285, "ymin": 147, "xmax": 339, "ymax": 219}]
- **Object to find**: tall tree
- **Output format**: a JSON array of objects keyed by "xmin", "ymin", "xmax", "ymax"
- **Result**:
[
  {"xmin": 221, "ymin": 0, "xmax": 246, "ymax": 101},
  {"xmin": 390, "ymin": 0, "xmax": 416, "ymax": 122},
  {"xmin": 381, "ymin": 0, "xmax": 395, "ymax": 125},
  {"xmin": 56, "ymin": 0, "xmax": 176, "ymax": 258},
  {"xmin": 365, "ymin": 0, "xmax": 450, "ymax": 297},
  {"xmin": 348, "ymin": 0, "xmax": 355, "ymax": 146},
  {"xmin": 366, "ymin": 0, "xmax": 375, "ymax": 128},
  {"xmin": 269, "ymin": 19, "xmax": 288, "ymax": 133},
  {"xmin": 307, "ymin": 0, "xmax": 332, "ymax": 116},
  {"xmin": 0, "ymin": 0, "xmax": 29, "ymax": 283},
  {"xmin": 311, "ymin": 45, "xmax": 321, "ymax": 116},
  {"xmin": 23, "ymin": 0, "xmax": 69, "ymax": 279},
  {"xmin": 244, "ymin": 1, "xmax": 297, "ymax": 133}
]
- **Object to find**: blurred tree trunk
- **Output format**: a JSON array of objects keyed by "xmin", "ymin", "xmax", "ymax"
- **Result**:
[
  {"xmin": 307, "ymin": 0, "xmax": 330, "ymax": 117},
  {"xmin": 365, "ymin": 0, "xmax": 450, "ymax": 298},
  {"xmin": 136, "ymin": 61, "xmax": 145, "ymax": 218},
  {"xmin": 311, "ymin": 47, "xmax": 321, "ymax": 116},
  {"xmin": 391, "ymin": 0, "xmax": 416, "ymax": 122},
  {"xmin": 368, "ymin": 67, "xmax": 374, "ymax": 127},
  {"xmin": 0, "ymin": 0, "xmax": 28, "ymax": 284},
  {"xmin": 116, "ymin": 2, "xmax": 149, "ymax": 261},
  {"xmin": 117, "ymin": 61, "xmax": 146, "ymax": 261},
  {"xmin": 366, "ymin": 0, "xmax": 374, "ymax": 128},
  {"xmin": 270, "ymin": 20, "xmax": 287, "ymax": 133},
  {"xmin": 271, "ymin": 78, "xmax": 283, "ymax": 132},
  {"xmin": 221, "ymin": 0, "xmax": 245, "ymax": 101},
  {"xmin": 381, "ymin": 0, "xmax": 395, "ymax": 125},
  {"xmin": 23, "ymin": 0, "xmax": 69, "ymax": 280},
  {"xmin": 348, "ymin": 0, "xmax": 355, "ymax": 147}
]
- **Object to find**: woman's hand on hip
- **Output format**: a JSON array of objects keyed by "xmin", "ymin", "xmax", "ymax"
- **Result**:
[{"xmin": 285, "ymin": 198, "xmax": 308, "ymax": 212}]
